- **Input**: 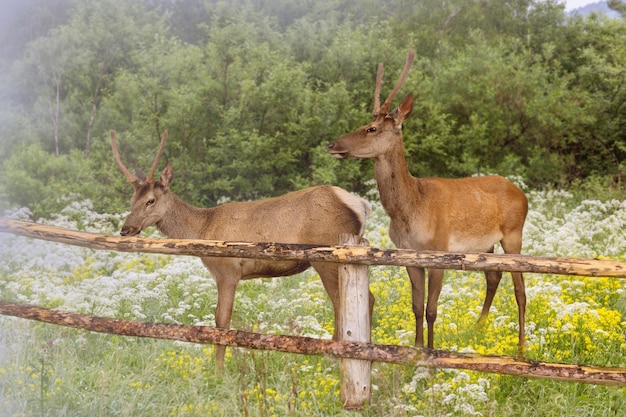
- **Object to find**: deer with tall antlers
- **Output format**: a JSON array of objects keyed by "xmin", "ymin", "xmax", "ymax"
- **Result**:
[
  {"xmin": 111, "ymin": 130, "xmax": 373, "ymax": 369},
  {"xmin": 328, "ymin": 50, "xmax": 528, "ymax": 354}
]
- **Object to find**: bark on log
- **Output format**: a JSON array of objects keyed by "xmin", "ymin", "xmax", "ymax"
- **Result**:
[
  {"xmin": 1, "ymin": 218, "xmax": 624, "ymax": 278},
  {"xmin": 1, "ymin": 301, "xmax": 625, "ymax": 386}
]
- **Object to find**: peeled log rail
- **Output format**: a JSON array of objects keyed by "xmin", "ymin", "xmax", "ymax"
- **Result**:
[
  {"xmin": 1, "ymin": 300, "xmax": 625, "ymax": 386},
  {"xmin": 0, "ymin": 218, "xmax": 625, "ymax": 278}
]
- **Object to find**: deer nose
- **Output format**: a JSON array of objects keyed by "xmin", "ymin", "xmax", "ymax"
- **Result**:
[
  {"xmin": 327, "ymin": 142, "xmax": 347, "ymax": 158},
  {"xmin": 120, "ymin": 226, "xmax": 140, "ymax": 236}
]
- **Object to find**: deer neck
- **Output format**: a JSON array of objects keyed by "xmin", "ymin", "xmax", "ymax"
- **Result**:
[
  {"xmin": 155, "ymin": 193, "xmax": 210, "ymax": 240},
  {"xmin": 373, "ymin": 139, "xmax": 420, "ymax": 219}
]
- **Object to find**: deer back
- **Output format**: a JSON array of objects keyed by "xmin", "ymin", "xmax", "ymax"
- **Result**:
[{"xmin": 199, "ymin": 185, "xmax": 369, "ymax": 245}]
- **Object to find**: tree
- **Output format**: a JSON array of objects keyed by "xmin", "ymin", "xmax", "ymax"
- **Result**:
[
  {"xmin": 391, "ymin": 0, "xmax": 566, "ymax": 58},
  {"xmin": 571, "ymin": 16, "xmax": 626, "ymax": 184},
  {"xmin": 15, "ymin": 27, "xmax": 76, "ymax": 155},
  {"xmin": 61, "ymin": 0, "xmax": 165, "ymax": 154},
  {"xmin": 608, "ymin": 0, "xmax": 625, "ymax": 14},
  {"xmin": 406, "ymin": 34, "xmax": 593, "ymax": 186}
]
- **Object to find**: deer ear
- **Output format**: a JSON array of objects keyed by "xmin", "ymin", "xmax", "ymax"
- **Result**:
[
  {"xmin": 389, "ymin": 93, "xmax": 414, "ymax": 126},
  {"xmin": 160, "ymin": 163, "xmax": 173, "ymax": 188}
]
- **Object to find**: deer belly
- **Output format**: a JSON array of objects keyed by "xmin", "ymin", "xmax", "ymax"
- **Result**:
[
  {"xmin": 447, "ymin": 232, "xmax": 502, "ymax": 253},
  {"xmin": 240, "ymin": 259, "xmax": 311, "ymax": 279}
]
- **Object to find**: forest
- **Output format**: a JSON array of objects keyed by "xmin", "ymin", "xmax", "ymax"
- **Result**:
[{"xmin": 0, "ymin": 0, "xmax": 624, "ymax": 218}]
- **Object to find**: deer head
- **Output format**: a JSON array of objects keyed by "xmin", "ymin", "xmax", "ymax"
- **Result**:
[
  {"xmin": 111, "ymin": 130, "xmax": 172, "ymax": 236},
  {"xmin": 328, "ymin": 50, "xmax": 415, "ymax": 159}
]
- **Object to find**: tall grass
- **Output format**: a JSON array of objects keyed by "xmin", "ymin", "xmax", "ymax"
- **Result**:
[{"xmin": 1, "ymin": 187, "xmax": 625, "ymax": 416}]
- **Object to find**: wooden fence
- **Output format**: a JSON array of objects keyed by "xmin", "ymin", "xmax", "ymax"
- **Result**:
[{"xmin": 1, "ymin": 217, "xmax": 625, "ymax": 409}]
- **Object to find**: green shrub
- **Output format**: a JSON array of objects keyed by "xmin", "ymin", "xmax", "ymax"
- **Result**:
[{"xmin": 1, "ymin": 143, "xmax": 99, "ymax": 219}]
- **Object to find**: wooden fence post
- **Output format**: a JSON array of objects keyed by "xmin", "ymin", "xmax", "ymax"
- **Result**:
[{"xmin": 338, "ymin": 233, "xmax": 371, "ymax": 410}]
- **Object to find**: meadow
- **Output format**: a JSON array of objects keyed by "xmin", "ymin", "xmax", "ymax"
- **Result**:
[{"xmin": 0, "ymin": 182, "xmax": 625, "ymax": 416}]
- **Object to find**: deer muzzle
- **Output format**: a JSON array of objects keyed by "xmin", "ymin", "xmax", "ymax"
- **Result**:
[
  {"xmin": 327, "ymin": 142, "xmax": 348, "ymax": 158},
  {"xmin": 120, "ymin": 225, "xmax": 141, "ymax": 236}
]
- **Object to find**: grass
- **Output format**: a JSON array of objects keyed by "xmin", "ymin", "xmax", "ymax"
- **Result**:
[{"xmin": 1, "ymin": 186, "xmax": 625, "ymax": 416}]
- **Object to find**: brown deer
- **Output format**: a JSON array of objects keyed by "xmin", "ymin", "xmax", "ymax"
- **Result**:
[
  {"xmin": 327, "ymin": 50, "xmax": 528, "ymax": 354},
  {"xmin": 111, "ymin": 130, "xmax": 373, "ymax": 369}
]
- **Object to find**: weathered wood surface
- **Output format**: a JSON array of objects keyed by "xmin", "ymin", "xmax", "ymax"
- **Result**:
[
  {"xmin": 338, "ymin": 233, "xmax": 371, "ymax": 409},
  {"xmin": 1, "ymin": 217, "xmax": 624, "ymax": 277},
  {"xmin": 1, "ymin": 300, "xmax": 625, "ymax": 386}
]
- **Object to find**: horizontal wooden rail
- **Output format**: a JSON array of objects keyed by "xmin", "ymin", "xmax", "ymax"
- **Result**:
[
  {"xmin": 1, "ymin": 218, "xmax": 625, "ymax": 277},
  {"xmin": 1, "ymin": 300, "xmax": 624, "ymax": 386}
]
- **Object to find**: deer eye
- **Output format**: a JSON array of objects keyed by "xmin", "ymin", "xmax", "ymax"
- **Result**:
[
  {"xmin": 366, "ymin": 126, "xmax": 377, "ymax": 133},
  {"xmin": 146, "ymin": 198, "xmax": 156, "ymax": 206}
]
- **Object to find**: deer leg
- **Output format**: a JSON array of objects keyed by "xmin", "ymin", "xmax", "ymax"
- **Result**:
[
  {"xmin": 312, "ymin": 262, "xmax": 375, "ymax": 340},
  {"xmin": 407, "ymin": 266, "xmax": 426, "ymax": 348},
  {"xmin": 511, "ymin": 271, "xmax": 527, "ymax": 355},
  {"xmin": 501, "ymin": 235, "xmax": 527, "ymax": 355},
  {"xmin": 213, "ymin": 273, "xmax": 240, "ymax": 372},
  {"xmin": 312, "ymin": 262, "xmax": 341, "ymax": 340},
  {"xmin": 476, "ymin": 247, "xmax": 502, "ymax": 327},
  {"xmin": 477, "ymin": 246, "xmax": 502, "ymax": 327},
  {"xmin": 425, "ymin": 268, "xmax": 444, "ymax": 349},
  {"xmin": 477, "ymin": 270, "xmax": 503, "ymax": 327}
]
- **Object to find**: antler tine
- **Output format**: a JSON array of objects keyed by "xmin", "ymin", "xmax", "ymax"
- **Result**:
[
  {"xmin": 110, "ymin": 130, "xmax": 138, "ymax": 184},
  {"xmin": 380, "ymin": 49, "xmax": 415, "ymax": 115},
  {"xmin": 146, "ymin": 130, "xmax": 168, "ymax": 183},
  {"xmin": 372, "ymin": 63, "xmax": 384, "ymax": 119}
]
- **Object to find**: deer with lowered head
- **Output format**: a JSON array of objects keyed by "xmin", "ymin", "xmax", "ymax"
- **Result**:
[
  {"xmin": 111, "ymin": 130, "xmax": 373, "ymax": 369},
  {"xmin": 327, "ymin": 50, "xmax": 528, "ymax": 354}
]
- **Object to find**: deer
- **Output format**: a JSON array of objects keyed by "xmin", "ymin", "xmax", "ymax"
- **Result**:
[
  {"xmin": 110, "ymin": 129, "xmax": 373, "ymax": 369},
  {"xmin": 327, "ymin": 50, "xmax": 528, "ymax": 355}
]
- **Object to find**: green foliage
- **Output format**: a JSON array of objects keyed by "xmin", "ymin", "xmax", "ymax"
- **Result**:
[
  {"xmin": 0, "ymin": 0, "xmax": 625, "ymax": 217},
  {"xmin": 0, "ymin": 143, "xmax": 89, "ymax": 218},
  {"xmin": 0, "ymin": 140, "xmax": 129, "ymax": 218},
  {"xmin": 407, "ymin": 35, "xmax": 595, "ymax": 186}
]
